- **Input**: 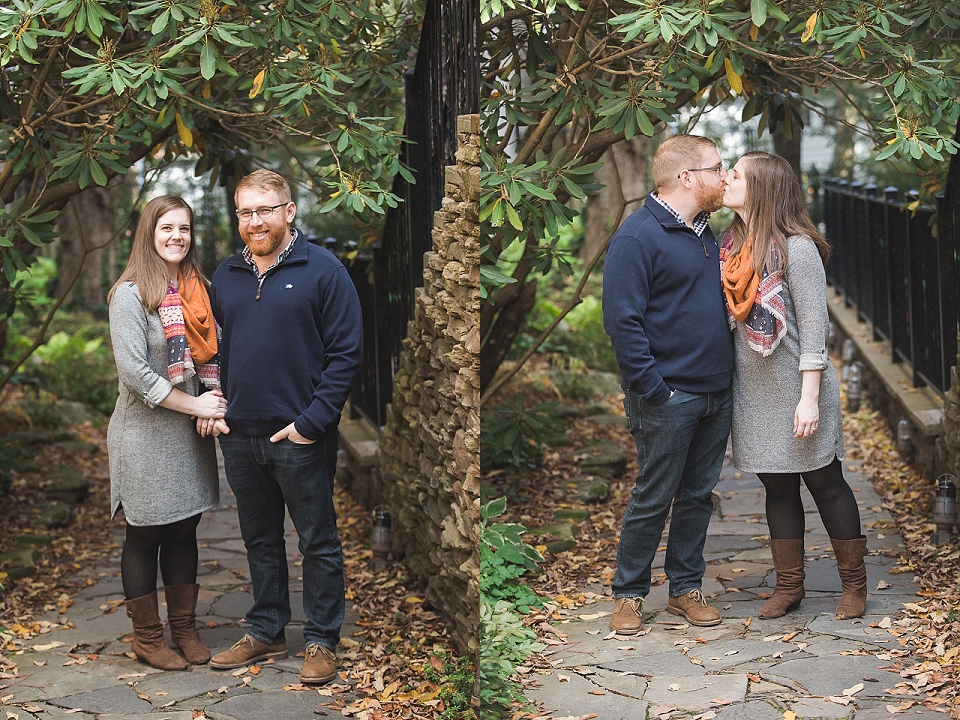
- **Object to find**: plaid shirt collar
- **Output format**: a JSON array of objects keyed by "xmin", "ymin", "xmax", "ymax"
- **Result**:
[
  {"xmin": 242, "ymin": 229, "xmax": 298, "ymax": 278},
  {"xmin": 651, "ymin": 192, "xmax": 711, "ymax": 237}
]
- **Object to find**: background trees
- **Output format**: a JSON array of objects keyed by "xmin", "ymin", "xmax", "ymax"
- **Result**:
[
  {"xmin": 0, "ymin": 0, "xmax": 419, "ymax": 378},
  {"xmin": 480, "ymin": 0, "xmax": 960, "ymax": 399}
]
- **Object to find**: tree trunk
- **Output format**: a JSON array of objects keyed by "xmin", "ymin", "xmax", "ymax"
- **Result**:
[
  {"xmin": 56, "ymin": 181, "xmax": 120, "ymax": 306},
  {"xmin": 829, "ymin": 99, "xmax": 857, "ymax": 180},
  {"xmin": 225, "ymin": 178, "xmax": 243, "ymax": 255},
  {"xmin": 479, "ymin": 276, "xmax": 538, "ymax": 391},
  {"xmin": 773, "ymin": 127, "xmax": 802, "ymax": 179},
  {"xmin": 200, "ymin": 186, "xmax": 222, "ymax": 278},
  {"xmin": 580, "ymin": 135, "xmax": 651, "ymax": 260}
]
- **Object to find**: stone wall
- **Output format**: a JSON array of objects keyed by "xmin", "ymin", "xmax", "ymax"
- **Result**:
[{"xmin": 378, "ymin": 114, "xmax": 480, "ymax": 658}]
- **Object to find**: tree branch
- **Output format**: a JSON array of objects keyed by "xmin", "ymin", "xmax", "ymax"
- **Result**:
[
  {"xmin": 0, "ymin": 176, "xmax": 153, "ymax": 393},
  {"xmin": 481, "ymin": 149, "xmax": 629, "ymax": 405}
]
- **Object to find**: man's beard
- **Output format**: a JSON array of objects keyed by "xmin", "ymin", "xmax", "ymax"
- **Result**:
[
  {"xmin": 695, "ymin": 180, "xmax": 725, "ymax": 213},
  {"xmin": 242, "ymin": 222, "xmax": 290, "ymax": 256}
]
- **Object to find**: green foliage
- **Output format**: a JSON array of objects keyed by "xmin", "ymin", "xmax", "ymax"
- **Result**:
[
  {"xmin": 14, "ymin": 330, "xmax": 117, "ymax": 415},
  {"xmin": 480, "ymin": 149, "xmax": 603, "ymax": 299},
  {"xmin": 0, "ymin": 435, "xmax": 28, "ymax": 495},
  {"xmin": 479, "ymin": 599, "xmax": 543, "ymax": 719},
  {"xmin": 481, "ymin": 497, "xmax": 545, "ymax": 614},
  {"xmin": 525, "ymin": 293, "xmax": 619, "ymax": 374},
  {"xmin": 2, "ymin": 259, "xmax": 116, "ymax": 420},
  {"xmin": 479, "ymin": 498, "xmax": 546, "ymax": 719},
  {"xmin": 0, "ymin": 0, "xmax": 418, "ymax": 325},
  {"xmin": 0, "ymin": 202, "xmax": 59, "ymax": 315},
  {"xmin": 422, "ymin": 650, "xmax": 477, "ymax": 720},
  {"xmin": 0, "ymin": 256, "xmax": 57, "ymax": 338},
  {"xmin": 480, "ymin": 0, "xmax": 960, "ymax": 382},
  {"xmin": 480, "ymin": 393, "xmax": 560, "ymax": 470}
]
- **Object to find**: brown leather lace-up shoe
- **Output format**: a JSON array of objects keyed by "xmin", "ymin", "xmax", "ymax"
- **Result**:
[
  {"xmin": 301, "ymin": 643, "xmax": 337, "ymax": 685},
  {"xmin": 210, "ymin": 634, "xmax": 287, "ymax": 669},
  {"xmin": 667, "ymin": 589, "xmax": 721, "ymax": 626},
  {"xmin": 610, "ymin": 597, "xmax": 644, "ymax": 635}
]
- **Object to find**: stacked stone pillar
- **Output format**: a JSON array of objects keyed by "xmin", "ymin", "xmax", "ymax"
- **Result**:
[{"xmin": 378, "ymin": 114, "xmax": 480, "ymax": 657}]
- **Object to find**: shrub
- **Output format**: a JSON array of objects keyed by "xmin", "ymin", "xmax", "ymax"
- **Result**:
[
  {"xmin": 15, "ymin": 330, "xmax": 117, "ymax": 416},
  {"xmin": 479, "ymin": 599, "xmax": 543, "ymax": 719},
  {"xmin": 480, "ymin": 393, "xmax": 560, "ymax": 470},
  {"xmin": 479, "ymin": 498, "xmax": 546, "ymax": 718},
  {"xmin": 0, "ymin": 435, "xmax": 28, "ymax": 495},
  {"xmin": 480, "ymin": 497, "xmax": 544, "ymax": 614},
  {"xmin": 562, "ymin": 294, "xmax": 619, "ymax": 373},
  {"xmin": 423, "ymin": 650, "xmax": 476, "ymax": 720}
]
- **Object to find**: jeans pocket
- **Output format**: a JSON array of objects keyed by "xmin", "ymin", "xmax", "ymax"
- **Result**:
[{"xmin": 656, "ymin": 389, "xmax": 685, "ymax": 409}]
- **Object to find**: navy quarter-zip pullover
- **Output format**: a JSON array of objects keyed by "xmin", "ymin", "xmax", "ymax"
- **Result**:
[
  {"xmin": 210, "ymin": 229, "xmax": 363, "ymax": 439},
  {"xmin": 602, "ymin": 192, "xmax": 733, "ymax": 406}
]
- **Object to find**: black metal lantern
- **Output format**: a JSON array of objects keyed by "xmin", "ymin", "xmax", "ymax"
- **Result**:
[
  {"xmin": 933, "ymin": 475, "xmax": 957, "ymax": 544},
  {"xmin": 841, "ymin": 338, "xmax": 856, "ymax": 382},
  {"xmin": 896, "ymin": 419, "xmax": 913, "ymax": 458},
  {"xmin": 846, "ymin": 362, "xmax": 861, "ymax": 413},
  {"xmin": 371, "ymin": 505, "xmax": 392, "ymax": 571}
]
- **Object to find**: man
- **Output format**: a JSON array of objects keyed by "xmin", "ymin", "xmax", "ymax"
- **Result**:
[
  {"xmin": 602, "ymin": 134, "xmax": 733, "ymax": 633},
  {"xmin": 205, "ymin": 169, "xmax": 363, "ymax": 684}
]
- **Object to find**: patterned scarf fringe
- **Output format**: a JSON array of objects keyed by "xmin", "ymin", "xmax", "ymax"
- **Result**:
[
  {"xmin": 159, "ymin": 282, "xmax": 220, "ymax": 389},
  {"xmin": 720, "ymin": 236, "xmax": 787, "ymax": 356}
]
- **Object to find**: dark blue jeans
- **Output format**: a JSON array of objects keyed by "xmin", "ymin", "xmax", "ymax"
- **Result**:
[
  {"xmin": 219, "ymin": 430, "xmax": 343, "ymax": 651},
  {"xmin": 612, "ymin": 388, "xmax": 731, "ymax": 599}
]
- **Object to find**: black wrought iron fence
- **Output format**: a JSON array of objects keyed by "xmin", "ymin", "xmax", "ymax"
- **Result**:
[
  {"xmin": 821, "ymin": 178, "xmax": 958, "ymax": 396},
  {"xmin": 346, "ymin": 0, "xmax": 478, "ymax": 427}
]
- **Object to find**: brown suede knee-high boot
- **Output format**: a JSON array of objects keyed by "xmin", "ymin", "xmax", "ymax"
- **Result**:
[
  {"xmin": 758, "ymin": 539, "xmax": 806, "ymax": 619},
  {"xmin": 832, "ymin": 536, "xmax": 867, "ymax": 619},
  {"xmin": 164, "ymin": 584, "xmax": 210, "ymax": 665},
  {"xmin": 125, "ymin": 591, "xmax": 188, "ymax": 671}
]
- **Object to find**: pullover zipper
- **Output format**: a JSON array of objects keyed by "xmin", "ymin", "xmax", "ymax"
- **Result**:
[{"xmin": 254, "ymin": 265, "xmax": 278, "ymax": 300}]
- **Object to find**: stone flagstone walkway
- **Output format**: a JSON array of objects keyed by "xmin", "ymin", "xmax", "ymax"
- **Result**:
[
  {"xmin": 526, "ymin": 454, "xmax": 949, "ymax": 720},
  {"xmin": 1, "ymin": 452, "xmax": 360, "ymax": 719}
]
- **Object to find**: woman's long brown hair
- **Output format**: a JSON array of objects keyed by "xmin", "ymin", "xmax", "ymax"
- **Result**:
[
  {"xmin": 725, "ymin": 152, "xmax": 831, "ymax": 276},
  {"xmin": 108, "ymin": 195, "xmax": 207, "ymax": 311}
]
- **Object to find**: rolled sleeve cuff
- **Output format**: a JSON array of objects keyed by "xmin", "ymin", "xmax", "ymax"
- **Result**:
[
  {"xmin": 798, "ymin": 352, "xmax": 829, "ymax": 372},
  {"xmin": 143, "ymin": 377, "xmax": 173, "ymax": 408}
]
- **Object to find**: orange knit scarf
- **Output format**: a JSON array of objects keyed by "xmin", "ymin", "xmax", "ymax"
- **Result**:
[
  {"xmin": 178, "ymin": 271, "xmax": 218, "ymax": 364},
  {"xmin": 722, "ymin": 241, "xmax": 760, "ymax": 322}
]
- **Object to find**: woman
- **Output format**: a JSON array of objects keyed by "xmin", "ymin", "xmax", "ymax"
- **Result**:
[
  {"xmin": 107, "ymin": 195, "xmax": 226, "ymax": 670},
  {"xmin": 720, "ymin": 152, "xmax": 867, "ymax": 620}
]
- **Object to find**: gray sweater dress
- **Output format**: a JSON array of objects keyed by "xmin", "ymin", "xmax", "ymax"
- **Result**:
[
  {"xmin": 106, "ymin": 282, "xmax": 219, "ymax": 526},
  {"xmin": 731, "ymin": 235, "xmax": 844, "ymax": 473}
]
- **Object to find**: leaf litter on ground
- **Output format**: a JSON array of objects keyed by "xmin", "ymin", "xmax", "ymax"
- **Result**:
[
  {"xmin": 0, "ymin": 412, "xmax": 474, "ymax": 719},
  {"xmin": 487, "ymin": 359, "xmax": 960, "ymax": 718}
]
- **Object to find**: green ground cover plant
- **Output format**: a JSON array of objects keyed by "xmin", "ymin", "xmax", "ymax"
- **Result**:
[
  {"xmin": 479, "ymin": 497, "xmax": 546, "ymax": 719},
  {"xmin": 2, "ymin": 260, "xmax": 118, "ymax": 424}
]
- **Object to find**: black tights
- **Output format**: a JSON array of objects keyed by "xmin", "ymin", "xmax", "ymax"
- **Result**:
[
  {"xmin": 756, "ymin": 458, "xmax": 862, "ymax": 540},
  {"xmin": 121, "ymin": 514, "xmax": 201, "ymax": 600}
]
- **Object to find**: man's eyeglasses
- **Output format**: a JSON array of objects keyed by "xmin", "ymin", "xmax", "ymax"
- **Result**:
[
  {"xmin": 678, "ymin": 164, "xmax": 724, "ymax": 178},
  {"xmin": 236, "ymin": 203, "xmax": 288, "ymax": 222}
]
